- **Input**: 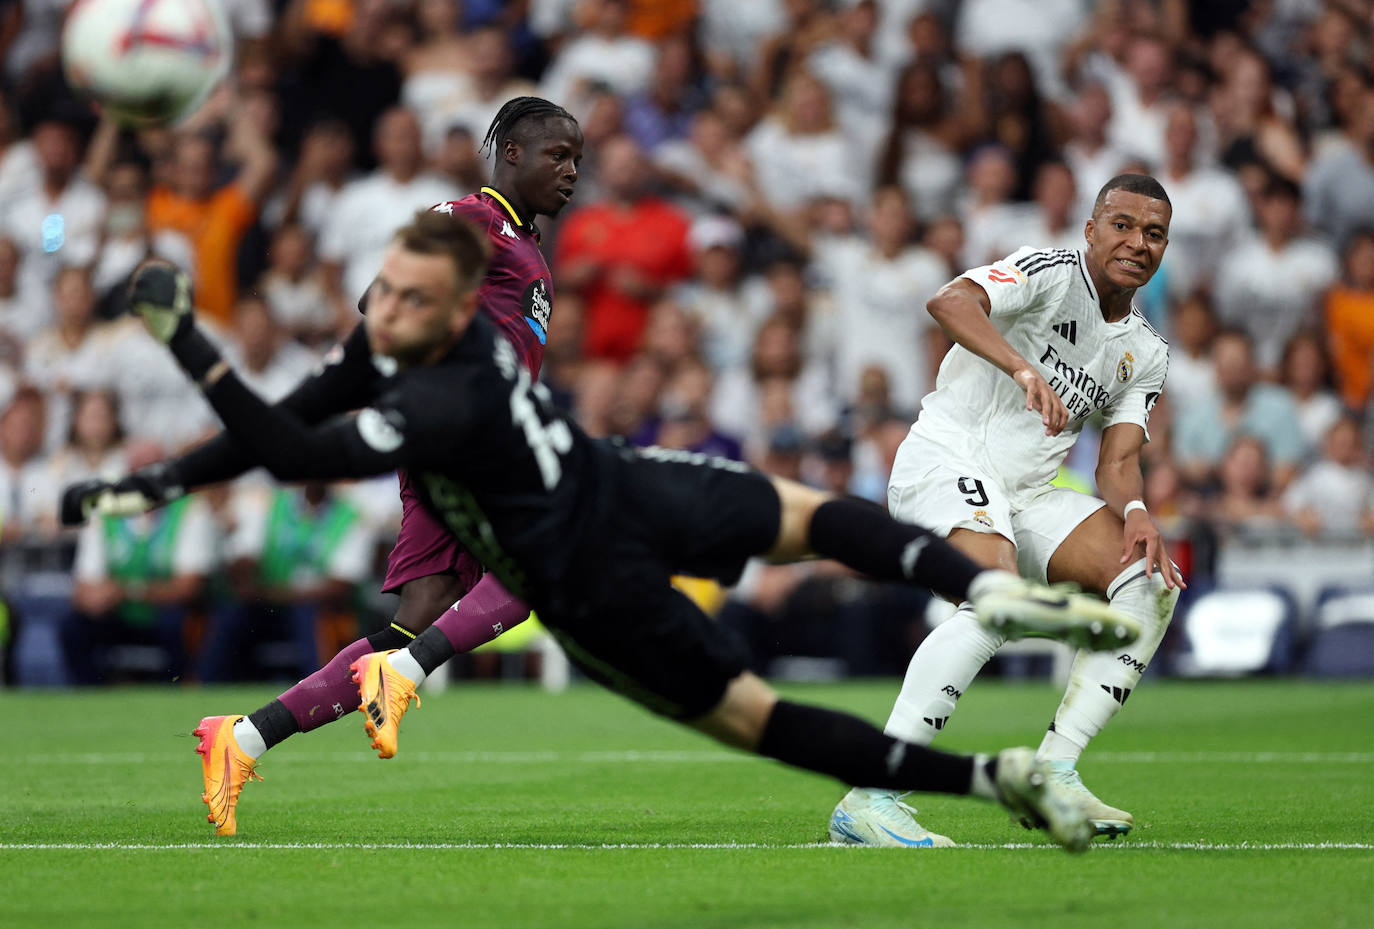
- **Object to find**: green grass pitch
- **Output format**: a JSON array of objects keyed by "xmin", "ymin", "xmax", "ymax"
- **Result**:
[{"xmin": 3, "ymin": 678, "xmax": 1372, "ymax": 928}]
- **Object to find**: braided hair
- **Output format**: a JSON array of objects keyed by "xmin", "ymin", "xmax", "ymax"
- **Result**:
[{"xmin": 480, "ymin": 96, "xmax": 577, "ymax": 158}]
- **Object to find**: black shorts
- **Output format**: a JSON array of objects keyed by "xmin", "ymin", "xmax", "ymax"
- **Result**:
[{"xmin": 537, "ymin": 448, "xmax": 781, "ymax": 720}]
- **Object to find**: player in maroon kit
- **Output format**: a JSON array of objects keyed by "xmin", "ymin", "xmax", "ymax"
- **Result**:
[{"xmin": 60, "ymin": 97, "xmax": 583, "ymax": 835}]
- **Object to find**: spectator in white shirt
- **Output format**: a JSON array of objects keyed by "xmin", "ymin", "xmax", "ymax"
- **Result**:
[
  {"xmin": 1157, "ymin": 102, "xmax": 1251, "ymax": 300},
  {"xmin": 1105, "ymin": 34, "xmax": 1174, "ymax": 167},
  {"xmin": 816, "ymin": 186, "xmax": 948, "ymax": 412},
  {"xmin": 1213, "ymin": 174, "xmax": 1339, "ymax": 375},
  {"xmin": 1278, "ymin": 331, "xmax": 1345, "ymax": 460},
  {"xmin": 539, "ymin": 0, "xmax": 654, "ymax": 116},
  {"xmin": 1283, "ymin": 415, "xmax": 1374, "ymax": 537},
  {"xmin": 1, "ymin": 116, "xmax": 106, "ymax": 309},
  {"xmin": 745, "ymin": 69, "xmax": 857, "ymax": 216},
  {"xmin": 0, "ymin": 385, "xmax": 55, "ymax": 542},
  {"xmin": 0, "ymin": 236, "xmax": 46, "ymax": 346},
  {"xmin": 258, "ymin": 222, "xmax": 334, "ymax": 346},
  {"xmin": 876, "ymin": 58, "xmax": 971, "ymax": 223},
  {"xmin": 317, "ymin": 107, "xmax": 461, "ymax": 316},
  {"xmin": 1063, "ymin": 84, "xmax": 1128, "ymax": 222}
]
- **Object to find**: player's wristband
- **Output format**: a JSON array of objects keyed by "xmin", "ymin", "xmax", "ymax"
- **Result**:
[{"xmin": 1123, "ymin": 499, "xmax": 1147, "ymax": 519}]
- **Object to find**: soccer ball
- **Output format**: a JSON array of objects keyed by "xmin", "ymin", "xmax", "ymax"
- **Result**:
[{"xmin": 61, "ymin": 0, "xmax": 232, "ymax": 127}]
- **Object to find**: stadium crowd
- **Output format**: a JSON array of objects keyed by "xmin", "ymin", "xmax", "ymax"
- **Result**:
[{"xmin": 1, "ymin": 0, "xmax": 1372, "ymax": 685}]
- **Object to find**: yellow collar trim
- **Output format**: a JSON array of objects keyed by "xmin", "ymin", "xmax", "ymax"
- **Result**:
[{"xmin": 481, "ymin": 186, "xmax": 524, "ymax": 227}]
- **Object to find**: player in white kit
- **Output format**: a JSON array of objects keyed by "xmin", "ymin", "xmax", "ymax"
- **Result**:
[{"xmin": 829, "ymin": 174, "xmax": 1186, "ymax": 847}]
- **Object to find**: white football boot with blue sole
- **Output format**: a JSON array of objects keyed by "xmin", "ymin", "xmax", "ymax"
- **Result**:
[
  {"xmin": 972, "ymin": 572, "xmax": 1141, "ymax": 653},
  {"xmin": 828, "ymin": 787, "xmax": 955, "ymax": 848},
  {"xmin": 1021, "ymin": 761, "xmax": 1133, "ymax": 839}
]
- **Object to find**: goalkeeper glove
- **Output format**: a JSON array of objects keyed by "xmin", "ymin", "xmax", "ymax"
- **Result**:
[
  {"xmin": 59, "ymin": 462, "xmax": 186, "ymax": 527},
  {"xmin": 128, "ymin": 260, "xmax": 194, "ymax": 344}
]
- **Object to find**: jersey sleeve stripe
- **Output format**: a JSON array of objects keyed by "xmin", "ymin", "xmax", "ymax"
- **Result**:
[
  {"xmin": 1022, "ymin": 255, "xmax": 1077, "ymax": 277},
  {"xmin": 1017, "ymin": 249, "xmax": 1078, "ymax": 274}
]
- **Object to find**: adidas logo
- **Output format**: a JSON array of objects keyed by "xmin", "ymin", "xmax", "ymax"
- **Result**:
[
  {"xmin": 1100, "ymin": 684, "xmax": 1132, "ymax": 705},
  {"xmin": 923, "ymin": 716, "xmax": 949, "ymax": 730},
  {"xmin": 1052, "ymin": 321, "xmax": 1078, "ymax": 344}
]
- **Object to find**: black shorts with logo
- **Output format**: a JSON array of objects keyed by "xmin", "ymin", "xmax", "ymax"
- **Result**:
[{"xmin": 536, "ymin": 447, "xmax": 781, "ymax": 720}]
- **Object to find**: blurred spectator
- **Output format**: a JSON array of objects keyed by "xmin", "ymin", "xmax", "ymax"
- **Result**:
[
  {"xmin": 1173, "ymin": 328, "xmax": 1304, "ymax": 491},
  {"xmin": 745, "ymin": 69, "xmax": 858, "ymax": 216},
  {"xmin": 956, "ymin": 0, "xmax": 1084, "ymax": 100},
  {"xmin": 0, "ymin": 386, "xmax": 53, "ymax": 541},
  {"xmin": 814, "ymin": 186, "xmax": 946, "ymax": 412},
  {"xmin": 995, "ymin": 160, "xmax": 1083, "ymax": 258},
  {"xmin": 959, "ymin": 143, "xmax": 1022, "ymax": 268},
  {"xmin": 877, "ymin": 59, "xmax": 972, "ymax": 223},
  {"xmin": 0, "ymin": 236, "xmax": 45, "ymax": 345},
  {"xmin": 144, "ymin": 117, "xmax": 278, "ymax": 326},
  {"xmin": 654, "ymin": 108, "xmax": 754, "ymax": 218},
  {"xmin": 317, "ymin": 107, "xmax": 461, "ymax": 316},
  {"xmin": 1212, "ymin": 174, "xmax": 1338, "ymax": 374},
  {"xmin": 1278, "ymin": 331, "xmax": 1343, "ymax": 459},
  {"xmin": 200, "ymin": 481, "xmax": 372, "ymax": 682},
  {"xmin": 697, "ymin": 0, "xmax": 785, "ymax": 82},
  {"xmin": 634, "ymin": 359, "xmax": 743, "ymax": 462},
  {"xmin": 90, "ymin": 158, "xmax": 195, "ymax": 318},
  {"xmin": 225, "ymin": 295, "xmax": 320, "ymax": 402},
  {"xmin": 1207, "ymin": 434, "xmax": 1285, "ymax": 532},
  {"xmin": 623, "ymin": 33, "xmax": 706, "ymax": 153},
  {"xmin": 0, "ymin": 92, "xmax": 40, "ymax": 208},
  {"xmin": 268, "ymin": 119, "xmax": 358, "ymax": 241},
  {"xmin": 539, "ymin": 0, "xmax": 654, "ymax": 115},
  {"xmin": 1105, "ymin": 34, "xmax": 1174, "ymax": 167},
  {"xmin": 23, "ymin": 266, "xmax": 111, "ymax": 451},
  {"xmin": 60, "ymin": 440, "xmax": 216, "ymax": 684},
  {"xmin": 749, "ymin": 0, "xmax": 832, "ymax": 104},
  {"xmin": 1, "ymin": 116, "xmax": 105, "ymax": 309},
  {"xmin": 1324, "ymin": 229, "xmax": 1374, "ymax": 411},
  {"xmin": 810, "ymin": 427, "xmax": 855, "ymax": 496},
  {"xmin": 400, "ymin": 0, "xmax": 477, "ymax": 147},
  {"xmin": 1305, "ymin": 83, "xmax": 1374, "ymax": 251},
  {"xmin": 980, "ymin": 51, "xmax": 1062, "ymax": 200},
  {"xmin": 556, "ymin": 134, "xmax": 691, "ymax": 362},
  {"xmin": 37, "ymin": 388, "xmax": 127, "ymax": 536},
  {"xmin": 638, "ymin": 298, "xmax": 700, "ymax": 374},
  {"xmin": 712, "ymin": 313, "xmax": 836, "ymax": 458},
  {"xmin": 806, "ymin": 0, "xmax": 893, "ymax": 139},
  {"xmin": 421, "ymin": 26, "xmax": 540, "ymax": 157},
  {"xmin": 1063, "ymin": 83, "xmax": 1127, "ymax": 222},
  {"xmin": 1164, "ymin": 291, "xmax": 1219, "ymax": 413},
  {"xmin": 258, "ymin": 223, "xmax": 335, "ymax": 346},
  {"xmin": 434, "ymin": 125, "xmax": 487, "ymax": 192},
  {"xmin": 1157, "ymin": 102, "xmax": 1251, "ymax": 301},
  {"xmin": 275, "ymin": 0, "xmax": 404, "ymax": 169},
  {"xmin": 1212, "ymin": 45, "xmax": 1305, "ymax": 183},
  {"xmin": 671, "ymin": 215, "xmax": 763, "ymax": 373},
  {"xmin": 1283, "ymin": 415, "xmax": 1374, "ymax": 538}
]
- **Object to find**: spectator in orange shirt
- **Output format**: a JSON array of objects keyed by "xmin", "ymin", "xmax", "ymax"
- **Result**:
[
  {"xmin": 1325, "ymin": 228, "xmax": 1374, "ymax": 411},
  {"xmin": 556, "ymin": 134, "xmax": 692, "ymax": 362},
  {"xmin": 145, "ymin": 103, "xmax": 278, "ymax": 326}
]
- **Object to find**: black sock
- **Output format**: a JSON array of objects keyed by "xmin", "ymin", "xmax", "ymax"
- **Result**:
[
  {"xmin": 366, "ymin": 624, "xmax": 417, "ymax": 652},
  {"xmin": 247, "ymin": 699, "xmax": 299, "ymax": 752},
  {"xmin": 409, "ymin": 625, "xmax": 457, "ymax": 676},
  {"xmin": 807, "ymin": 497, "xmax": 982, "ymax": 601},
  {"xmin": 757, "ymin": 700, "xmax": 978, "ymax": 795}
]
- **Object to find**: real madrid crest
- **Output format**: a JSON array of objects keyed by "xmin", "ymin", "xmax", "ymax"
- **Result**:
[
  {"xmin": 1117, "ymin": 351, "xmax": 1134, "ymax": 383},
  {"xmin": 972, "ymin": 510, "xmax": 994, "ymax": 528}
]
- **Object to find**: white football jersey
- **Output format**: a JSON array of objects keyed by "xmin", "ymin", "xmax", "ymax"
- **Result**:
[{"xmin": 908, "ymin": 246, "xmax": 1169, "ymax": 496}]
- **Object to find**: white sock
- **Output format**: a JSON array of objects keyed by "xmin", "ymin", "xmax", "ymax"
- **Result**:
[
  {"xmin": 1038, "ymin": 557, "xmax": 1179, "ymax": 763},
  {"xmin": 883, "ymin": 603, "xmax": 1005, "ymax": 744},
  {"xmin": 232, "ymin": 717, "xmax": 267, "ymax": 760},
  {"xmin": 386, "ymin": 648, "xmax": 427, "ymax": 685}
]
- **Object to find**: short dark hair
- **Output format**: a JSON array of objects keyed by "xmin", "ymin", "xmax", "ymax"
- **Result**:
[
  {"xmin": 1093, "ymin": 173, "xmax": 1171, "ymax": 215},
  {"xmin": 394, "ymin": 209, "xmax": 492, "ymax": 294},
  {"xmin": 480, "ymin": 96, "xmax": 577, "ymax": 158}
]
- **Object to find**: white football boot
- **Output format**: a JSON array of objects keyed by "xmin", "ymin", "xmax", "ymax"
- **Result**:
[
  {"xmin": 971, "ymin": 571, "xmax": 1141, "ymax": 653},
  {"xmin": 1031, "ymin": 761, "xmax": 1134, "ymax": 838},
  {"xmin": 828, "ymin": 787, "xmax": 955, "ymax": 848},
  {"xmin": 993, "ymin": 747, "xmax": 1094, "ymax": 852}
]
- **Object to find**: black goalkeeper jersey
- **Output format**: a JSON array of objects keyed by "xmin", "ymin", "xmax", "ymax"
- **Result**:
[{"xmin": 203, "ymin": 314, "xmax": 616, "ymax": 603}]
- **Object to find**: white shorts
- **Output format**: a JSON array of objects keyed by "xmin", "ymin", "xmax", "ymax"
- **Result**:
[{"xmin": 887, "ymin": 451, "xmax": 1105, "ymax": 583}]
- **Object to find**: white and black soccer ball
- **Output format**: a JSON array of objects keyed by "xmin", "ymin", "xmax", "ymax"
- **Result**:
[{"xmin": 61, "ymin": 0, "xmax": 232, "ymax": 127}]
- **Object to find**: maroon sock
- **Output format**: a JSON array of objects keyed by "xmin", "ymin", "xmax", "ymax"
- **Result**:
[
  {"xmin": 433, "ymin": 573, "xmax": 531, "ymax": 653},
  {"xmin": 276, "ymin": 635, "xmax": 389, "ymax": 733}
]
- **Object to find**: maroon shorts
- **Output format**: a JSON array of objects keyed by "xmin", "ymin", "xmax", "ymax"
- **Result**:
[{"xmin": 381, "ymin": 470, "xmax": 485, "ymax": 595}]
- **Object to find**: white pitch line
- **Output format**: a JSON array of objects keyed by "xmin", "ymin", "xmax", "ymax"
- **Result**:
[
  {"xmin": 1, "ymin": 841, "xmax": 1371, "ymax": 851},
  {"xmin": 8, "ymin": 749, "xmax": 1374, "ymax": 766}
]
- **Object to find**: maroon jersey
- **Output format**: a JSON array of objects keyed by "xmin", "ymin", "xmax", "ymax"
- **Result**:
[{"xmin": 431, "ymin": 187, "xmax": 552, "ymax": 376}]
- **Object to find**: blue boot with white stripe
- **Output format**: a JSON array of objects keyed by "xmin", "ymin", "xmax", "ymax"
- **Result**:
[{"xmin": 828, "ymin": 787, "xmax": 955, "ymax": 848}]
